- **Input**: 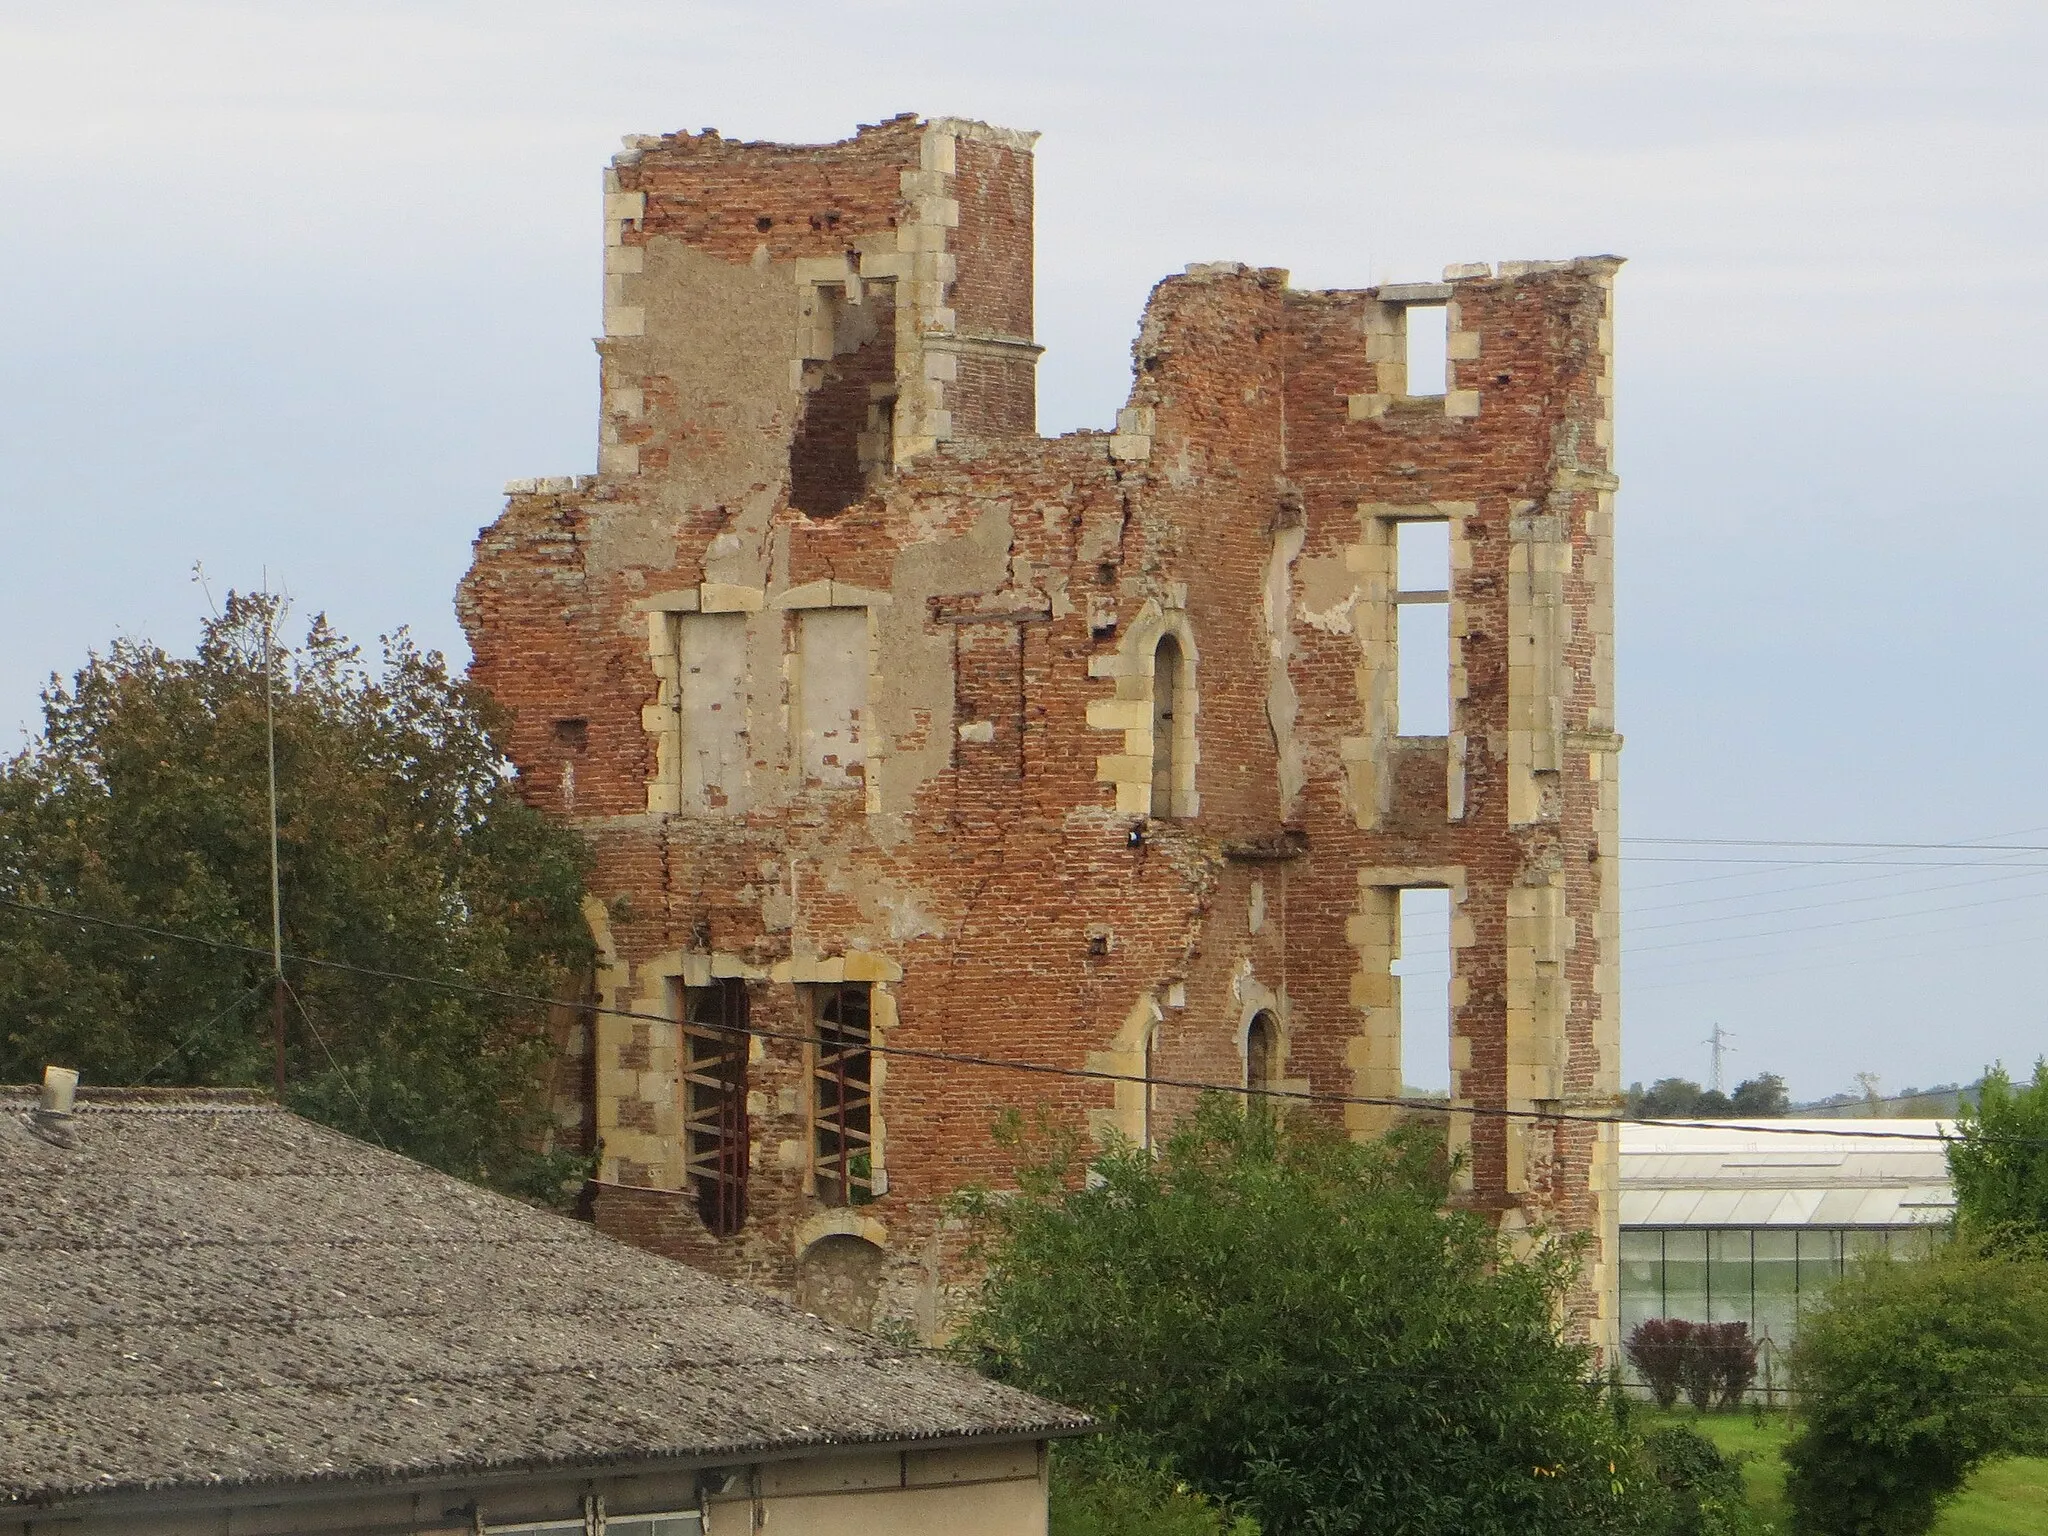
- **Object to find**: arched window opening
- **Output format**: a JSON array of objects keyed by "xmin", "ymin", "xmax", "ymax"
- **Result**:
[
  {"xmin": 679, "ymin": 978, "xmax": 750, "ymax": 1235},
  {"xmin": 1151, "ymin": 634, "xmax": 1185, "ymax": 819},
  {"xmin": 1246, "ymin": 1010, "xmax": 1279, "ymax": 1098}
]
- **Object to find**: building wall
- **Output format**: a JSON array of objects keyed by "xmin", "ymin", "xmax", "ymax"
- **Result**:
[
  {"xmin": 459, "ymin": 115, "xmax": 1623, "ymax": 1352},
  {"xmin": 5, "ymin": 1442, "xmax": 1049, "ymax": 1536}
]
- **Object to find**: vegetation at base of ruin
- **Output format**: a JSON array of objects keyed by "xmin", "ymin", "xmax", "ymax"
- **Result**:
[
  {"xmin": 1782, "ymin": 1236, "xmax": 2048, "ymax": 1536},
  {"xmin": 956, "ymin": 1097, "xmax": 1682, "ymax": 1535},
  {"xmin": 1945, "ymin": 1060, "xmax": 2048, "ymax": 1243},
  {"xmin": 0, "ymin": 593, "xmax": 594, "ymax": 1200},
  {"xmin": 1627, "ymin": 1074, "xmax": 1790, "ymax": 1119},
  {"xmin": 1050, "ymin": 1445, "xmax": 1260, "ymax": 1536}
]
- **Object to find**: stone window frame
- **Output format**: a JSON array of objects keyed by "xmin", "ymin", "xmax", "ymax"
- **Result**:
[
  {"xmin": 770, "ymin": 951, "xmax": 902, "ymax": 1203},
  {"xmin": 1343, "ymin": 865, "xmax": 1475, "ymax": 1186},
  {"xmin": 1347, "ymin": 280, "xmax": 1482, "ymax": 422},
  {"xmin": 598, "ymin": 947, "xmax": 767, "ymax": 1195},
  {"xmin": 1087, "ymin": 598, "xmax": 1200, "ymax": 821},
  {"xmin": 1340, "ymin": 503, "xmax": 1475, "ymax": 829},
  {"xmin": 635, "ymin": 584, "xmax": 764, "ymax": 817},
  {"xmin": 777, "ymin": 581, "xmax": 890, "ymax": 816},
  {"xmin": 636, "ymin": 582, "xmax": 894, "ymax": 817}
]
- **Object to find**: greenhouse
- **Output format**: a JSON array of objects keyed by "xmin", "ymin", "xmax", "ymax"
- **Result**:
[{"xmin": 1618, "ymin": 1120, "xmax": 1953, "ymax": 1386}]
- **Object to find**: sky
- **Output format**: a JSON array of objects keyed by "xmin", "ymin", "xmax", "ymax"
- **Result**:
[{"xmin": 3, "ymin": 0, "xmax": 2045, "ymax": 1102}]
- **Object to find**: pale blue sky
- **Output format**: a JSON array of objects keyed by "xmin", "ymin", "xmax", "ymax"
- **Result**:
[{"xmin": 3, "ymin": 1, "xmax": 2044, "ymax": 1100}]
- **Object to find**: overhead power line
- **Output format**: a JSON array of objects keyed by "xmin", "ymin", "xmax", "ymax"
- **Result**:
[
  {"xmin": 0, "ymin": 893, "xmax": 2019, "ymax": 1148},
  {"xmin": 1626, "ymin": 837, "xmax": 2048, "ymax": 852}
]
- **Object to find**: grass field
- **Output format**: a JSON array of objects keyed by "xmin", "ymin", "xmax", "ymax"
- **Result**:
[{"xmin": 1645, "ymin": 1409, "xmax": 2048, "ymax": 1534}]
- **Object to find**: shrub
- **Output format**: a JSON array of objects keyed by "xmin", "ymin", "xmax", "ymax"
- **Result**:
[
  {"xmin": 1703, "ymin": 1322, "xmax": 1759, "ymax": 1410},
  {"xmin": 1784, "ymin": 1239, "xmax": 2048, "ymax": 1535},
  {"xmin": 1643, "ymin": 1425, "xmax": 1758, "ymax": 1536},
  {"xmin": 1051, "ymin": 1446, "xmax": 1260, "ymax": 1536},
  {"xmin": 1678, "ymin": 1328, "xmax": 1718, "ymax": 1413},
  {"xmin": 1629, "ymin": 1320, "xmax": 1759, "ymax": 1413},
  {"xmin": 1628, "ymin": 1319, "xmax": 1693, "ymax": 1410},
  {"xmin": 961, "ymin": 1100, "xmax": 1664, "ymax": 1534}
]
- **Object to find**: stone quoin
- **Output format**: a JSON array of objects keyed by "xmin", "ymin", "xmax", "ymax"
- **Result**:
[{"xmin": 458, "ymin": 113, "xmax": 1624, "ymax": 1353}]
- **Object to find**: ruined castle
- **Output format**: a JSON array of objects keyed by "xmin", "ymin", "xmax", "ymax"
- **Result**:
[{"xmin": 459, "ymin": 113, "xmax": 1623, "ymax": 1350}]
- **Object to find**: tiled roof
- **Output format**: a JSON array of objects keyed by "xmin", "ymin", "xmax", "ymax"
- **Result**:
[
  {"xmin": 1619, "ymin": 1118, "xmax": 1956, "ymax": 1228},
  {"xmin": 0, "ymin": 1089, "xmax": 1087, "ymax": 1508}
]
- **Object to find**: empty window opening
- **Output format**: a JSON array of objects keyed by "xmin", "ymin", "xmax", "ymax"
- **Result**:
[
  {"xmin": 1245, "ymin": 1010, "xmax": 1280, "ymax": 1098},
  {"xmin": 1395, "ymin": 520, "xmax": 1451, "ymax": 736},
  {"xmin": 1151, "ymin": 633, "xmax": 1188, "ymax": 818},
  {"xmin": 796, "ymin": 607, "xmax": 868, "ymax": 790},
  {"xmin": 811, "ymin": 982, "xmax": 875, "ymax": 1205},
  {"xmin": 1395, "ymin": 887, "xmax": 1453, "ymax": 1097},
  {"xmin": 678, "ymin": 978, "xmax": 750, "ymax": 1235},
  {"xmin": 789, "ymin": 281, "xmax": 897, "ymax": 516},
  {"xmin": 1404, "ymin": 304, "xmax": 1448, "ymax": 396}
]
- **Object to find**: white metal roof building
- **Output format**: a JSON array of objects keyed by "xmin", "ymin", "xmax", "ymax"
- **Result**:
[{"xmin": 1618, "ymin": 1120, "xmax": 1954, "ymax": 1380}]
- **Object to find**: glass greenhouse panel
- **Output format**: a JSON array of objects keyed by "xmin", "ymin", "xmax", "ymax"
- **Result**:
[
  {"xmin": 1663, "ymin": 1229, "xmax": 1708, "ymax": 1321},
  {"xmin": 1707, "ymin": 1229, "xmax": 1752, "ymax": 1327}
]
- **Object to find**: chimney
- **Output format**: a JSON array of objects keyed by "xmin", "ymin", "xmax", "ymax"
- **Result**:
[{"xmin": 33, "ymin": 1065, "xmax": 79, "ymax": 1148}]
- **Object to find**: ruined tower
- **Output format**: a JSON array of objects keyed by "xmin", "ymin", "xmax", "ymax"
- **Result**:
[{"xmin": 459, "ymin": 114, "xmax": 1623, "ymax": 1350}]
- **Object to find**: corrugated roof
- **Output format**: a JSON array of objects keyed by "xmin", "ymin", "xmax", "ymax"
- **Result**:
[
  {"xmin": 1618, "ymin": 1119, "xmax": 1956, "ymax": 1228},
  {"xmin": 0, "ymin": 1089, "xmax": 1088, "ymax": 1509}
]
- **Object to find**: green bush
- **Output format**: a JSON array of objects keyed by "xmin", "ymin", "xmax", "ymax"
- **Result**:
[
  {"xmin": 1784, "ymin": 1239, "xmax": 2048, "ymax": 1535},
  {"xmin": 1051, "ymin": 1446, "xmax": 1260, "ymax": 1536},
  {"xmin": 959, "ymin": 1099, "xmax": 1663, "ymax": 1535},
  {"xmin": 1643, "ymin": 1425, "xmax": 1758, "ymax": 1536}
]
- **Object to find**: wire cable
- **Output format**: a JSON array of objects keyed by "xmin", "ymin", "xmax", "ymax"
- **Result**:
[{"xmin": 3, "ymin": 893, "xmax": 2023, "ymax": 1147}]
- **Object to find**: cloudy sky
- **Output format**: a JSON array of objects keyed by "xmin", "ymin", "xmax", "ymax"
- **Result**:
[{"xmin": 3, "ymin": 1, "xmax": 2044, "ymax": 1101}]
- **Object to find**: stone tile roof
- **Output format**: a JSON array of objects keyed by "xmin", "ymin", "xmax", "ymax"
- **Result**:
[{"xmin": 0, "ymin": 1088, "xmax": 1087, "ymax": 1509}]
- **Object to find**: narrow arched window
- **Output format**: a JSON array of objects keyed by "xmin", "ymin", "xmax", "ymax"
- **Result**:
[
  {"xmin": 1246, "ymin": 1011, "xmax": 1279, "ymax": 1098},
  {"xmin": 1151, "ymin": 635, "xmax": 1184, "ymax": 818}
]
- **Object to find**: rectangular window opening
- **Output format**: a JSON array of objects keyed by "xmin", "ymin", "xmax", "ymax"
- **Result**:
[
  {"xmin": 678, "ymin": 978, "xmax": 750, "ymax": 1235},
  {"xmin": 1394, "ymin": 521, "xmax": 1451, "ymax": 737},
  {"xmin": 1404, "ymin": 303, "xmax": 1448, "ymax": 396},
  {"xmin": 1395, "ymin": 887, "xmax": 1452, "ymax": 1098},
  {"xmin": 810, "ymin": 982, "xmax": 875, "ymax": 1205}
]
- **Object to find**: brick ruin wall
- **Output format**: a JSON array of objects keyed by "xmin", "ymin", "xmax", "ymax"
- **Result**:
[{"xmin": 458, "ymin": 113, "xmax": 1623, "ymax": 1353}]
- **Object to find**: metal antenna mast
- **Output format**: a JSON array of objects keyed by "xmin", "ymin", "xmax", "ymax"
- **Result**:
[
  {"xmin": 265, "ymin": 579, "xmax": 285, "ymax": 1099},
  {"xmin": 1705, "ymin": 1023, "xmax": 1735, "ymax": 1093}
]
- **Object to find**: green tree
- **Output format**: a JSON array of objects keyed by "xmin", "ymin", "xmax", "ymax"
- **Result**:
[
  {"xmin": 1783, "ymin": 1237, "xmax": 2048, "ymax": 1536},
  {"xmin": 1946, "ymin": 1060, "xmax": 2048, "ymax": 1240},
  {"xmin": 1729, "ymin": 1074, "xmax": 1789, "ymax": 1118},
  {"xmin": 957, "ymin": 1099, "xmax": 1661, "ymax": 1536},
  {"xmin": 0, "ymin": 593, "xmax": 593, "ymax": 1198}
]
